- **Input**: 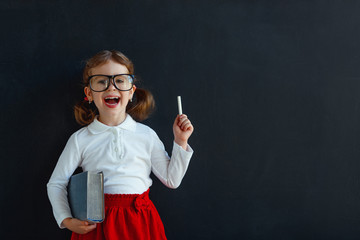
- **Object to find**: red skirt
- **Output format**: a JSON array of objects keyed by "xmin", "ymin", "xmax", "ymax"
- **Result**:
[{"xmin": 71, "ymin": 189, "xmax": 167, "ymax": 240}]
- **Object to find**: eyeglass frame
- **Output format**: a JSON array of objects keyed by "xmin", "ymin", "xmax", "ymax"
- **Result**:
[{"xmin": 88, "ymin": 74, "xmax": 135, "ymax": 92}]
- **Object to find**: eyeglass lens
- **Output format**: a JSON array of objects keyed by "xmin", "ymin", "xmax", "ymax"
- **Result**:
[{"xmin": 90, "ymin": 75, "xmax": 133, "ymax": 91}]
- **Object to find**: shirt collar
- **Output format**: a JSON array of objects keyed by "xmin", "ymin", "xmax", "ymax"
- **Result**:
[{"xmin": 87, "ymin": 114, "xmax": 137, "ymax": 134}]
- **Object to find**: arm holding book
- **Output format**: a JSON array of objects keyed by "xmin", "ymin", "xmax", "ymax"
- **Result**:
[
  {"xmin": 62, "ymin": 218, "xmax": 96, "ymax": 234},
  {"xmin": 47, "ymin": 133, "xmax": 95, "ymax": 234}
]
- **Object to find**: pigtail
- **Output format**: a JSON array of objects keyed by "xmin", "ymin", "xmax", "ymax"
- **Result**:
[
  {"xmin": 74, "ymin": 101, "xmax": 97, "ymax": 126},
  {"xmin": 127, "ymin": 88, "xmax": 155, "ymax": 121}
]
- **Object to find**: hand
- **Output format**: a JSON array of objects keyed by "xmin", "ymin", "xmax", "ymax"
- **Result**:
[
  {"xmin": 62, "ymin": 218, "xmax": 97, "ymax": 234},
  {"xmin": 173, "ymin": 114, "xmax": 194, "ymax": 150}
]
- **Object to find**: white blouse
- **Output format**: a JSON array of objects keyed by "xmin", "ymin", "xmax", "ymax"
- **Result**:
[{"xmin": 47, "ymin": 114, "xmax": 193, "ymax": 228}]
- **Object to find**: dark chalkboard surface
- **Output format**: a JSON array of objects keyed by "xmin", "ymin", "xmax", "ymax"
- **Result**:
[{"xmin": 1, "ymin": 1, "xmax": 360, "ymax": 239}]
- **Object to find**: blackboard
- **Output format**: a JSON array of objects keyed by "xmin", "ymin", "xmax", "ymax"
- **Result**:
[{"xmin": 1, "ymin": 0, "xmax": 360, "ymax": 239}]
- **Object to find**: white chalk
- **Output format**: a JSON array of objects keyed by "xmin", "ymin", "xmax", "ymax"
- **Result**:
[{"xmin": 177, "ymin": 96, "xmax": 183, "ymax": 115}]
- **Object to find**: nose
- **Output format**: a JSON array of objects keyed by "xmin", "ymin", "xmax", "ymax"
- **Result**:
[{"xmin": 107, "ymin": 78, "xmax": 117, "ymax": 91}]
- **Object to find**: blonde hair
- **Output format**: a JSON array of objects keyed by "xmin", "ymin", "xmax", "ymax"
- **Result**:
[{"xmin": 74, "ymin": 50, "xmax": 155, "ymax": 125}]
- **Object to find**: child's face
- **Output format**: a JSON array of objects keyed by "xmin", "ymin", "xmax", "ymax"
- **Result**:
[{"xmin": 84, "ymin": 60, "xmax": 136, "ymax": 120}]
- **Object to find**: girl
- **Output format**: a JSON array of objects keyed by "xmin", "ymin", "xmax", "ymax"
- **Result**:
[{"xmin": 47, "ymin": 50, "xmax": 194, "ymax": 240}]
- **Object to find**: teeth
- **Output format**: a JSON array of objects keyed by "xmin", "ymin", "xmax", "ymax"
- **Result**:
[{"xmin": 105, "ymin": 97, "xmax": 119, "ymax": 100}]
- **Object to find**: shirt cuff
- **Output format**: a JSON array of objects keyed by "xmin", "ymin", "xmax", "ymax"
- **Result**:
[
  {"xmin": 173, "ymin": 141, "xmax": 194, "ymax": 155},
  {"xmin": 58, "ymin": 214, "xmax": 73, "ymax": 229}
]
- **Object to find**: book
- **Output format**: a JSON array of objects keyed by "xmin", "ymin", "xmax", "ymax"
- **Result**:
[{"xmin": 67, "ymin": 171, "xmax": 105, "ymax": 223}]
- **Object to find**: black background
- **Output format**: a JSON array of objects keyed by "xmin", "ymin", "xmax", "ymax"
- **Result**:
[{"xmin": 1, "ymin": 0, "xmax": 360, "ymax": 239}]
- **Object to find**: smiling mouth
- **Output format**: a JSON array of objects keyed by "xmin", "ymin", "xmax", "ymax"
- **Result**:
[{"xmin": 104, "ymin": 96, "xmax": 120, "ymax": 105}]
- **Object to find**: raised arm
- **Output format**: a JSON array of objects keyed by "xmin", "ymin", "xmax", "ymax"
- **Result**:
[{"xmin": 151, "ymin": 115, "xmax": 194, "ymax": 189}]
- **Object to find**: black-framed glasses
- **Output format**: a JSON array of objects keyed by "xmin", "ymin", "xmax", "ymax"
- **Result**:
[{"xmin": 88, "ymin": 74, "xmax": 134, "ymax": 92}]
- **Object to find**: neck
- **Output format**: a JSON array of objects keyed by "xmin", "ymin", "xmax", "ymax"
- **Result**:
[{"xmin": 98, "ymin": 112, "xmax": 127, "ymax": 126}]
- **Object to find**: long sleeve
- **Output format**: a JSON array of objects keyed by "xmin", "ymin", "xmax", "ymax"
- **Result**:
[
  {"xmin": 150, "ymin": 131, "xmax": 193, "ymax": 189},
  {"xmin": 47, "ymin": 133, "xmax": 81, "ymax": 228}
]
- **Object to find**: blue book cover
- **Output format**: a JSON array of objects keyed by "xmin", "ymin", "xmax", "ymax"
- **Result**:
[{"xmin": 68, "ymin": 171, "xmax": 104, "ymax": 223}]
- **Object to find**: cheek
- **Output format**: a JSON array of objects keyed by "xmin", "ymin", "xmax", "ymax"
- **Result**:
[
  {"xmin": 92, "ymin": 94, "xmax": 103, "ymax": 103},
  {"xmin": 121, "ymin": 92, "xmax": 131, "ymax": 101}
]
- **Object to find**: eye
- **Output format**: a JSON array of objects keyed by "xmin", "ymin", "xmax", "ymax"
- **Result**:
[
  {"xmin": 115, "ymin": 75, "xmax": 128, "ymax": 83},
  {"xmin": 97, "ymin": 79, "xmax": 107, "ymax": 85},
  {"xmin": 92, "ymin": 76, "xmax": 108, "ymax": 85},
  {"xmin": 115, "ymin": 79, "xmax": 124, "ymax": 84}
]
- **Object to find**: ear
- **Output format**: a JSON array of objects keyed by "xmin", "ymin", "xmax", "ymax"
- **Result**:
[
  {"xmin": 130, "ymin": 85, "xmax": 137, "ymax": 98},
  {"xmin": 84, "ymin": 87, "xmax": 92, "ymax": 101}
]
